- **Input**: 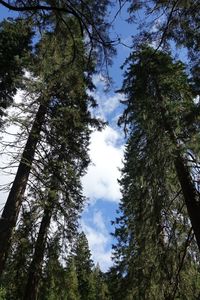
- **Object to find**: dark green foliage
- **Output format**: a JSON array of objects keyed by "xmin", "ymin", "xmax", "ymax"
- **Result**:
[
  {"xmin": 0, "ymin": 0, "xmax": 115, "ymax": 71},
  {"xmin": 73, "ymin": 232, "xmax": 95, "ymax": 300},
  {"xmin": 0, "ymin": 14, "xmax": 99, "ymax": 279},
  {"xmin": 21, "ymin": 17, "xmax": 101, "ymax": 300},
  {"xmin": 38, "ymin": 238, "xmax": 69, "ymax": 300},
  {"xmin": 1, "ymin": 1, "xmax": 200, "ymax": 299},
  {"xmin": 112, "ymin": 46, "xmax": 200, "ymax": 299},
  {"xmin": 0, "ymin": 287, "xmax": 6, "ymax": 300},
  {"xmin": 65, "ymin": 258, "xmax": 80, "ymax": 300},
  {"xmin": 1, "ymin": 205, "xmax": 39, "ymax": 299},
  {"xmin": 128, "ymin": 0, "xmax": 200, "ymax": 50},
  {"xmin": 93, "ymin": 264, "xmax": 111, "ymax": 300},
  {"xmin": 127, "ymin": 0, "xmax": 200, "ymax": 94},
  {"xmin": 0, "ymin": 13, "xmax": 105, "ymax": 298},
  {"xmin": 0, "ymin": 18, "xmax": 33, "ymax": 119}
]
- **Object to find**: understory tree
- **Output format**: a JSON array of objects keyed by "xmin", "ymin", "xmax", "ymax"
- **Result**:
[
  {"xmin": 112, "ymin": 46, "xmax": 200, "ymax": 299},
  {"xmin": 72, "ymin": 232, "xmax": 111, "ymax": 300},
  {"xmin": 73, "ymin": 232, "xmax": 96, "ymax": 300}
]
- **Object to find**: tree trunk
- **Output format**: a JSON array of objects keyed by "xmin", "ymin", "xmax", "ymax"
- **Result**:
[
  {"xmin": 174, "ymin": 155, "xmax": 200, "ymax": 250},
  {"xmin": 155, "ymin": 81, "xmax": 200, "ymax": 252},
  {"xmin": 23, "ymin": 178, "xmax": 57, "ymax": 300},
  {"xmin": 23, "ymin": 204, "xmax": 53, "ymax": 300},
  {"xmin": 0, "ymin": 102, "xmax": 47, "ymax": 276}
]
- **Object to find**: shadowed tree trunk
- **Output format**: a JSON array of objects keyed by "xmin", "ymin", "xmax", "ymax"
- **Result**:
[
  {"xmin": 0, "ymin": 101, "xmax": 47, "ymax": 276},
  {"xmin": 23, "ymin": 195, "xmax": 54, "ymax": 300},
  {"xmin": 155, "ymin": 81, "xmax": 200, "ymax": 252},
  {"xmin": 174, "ymin": 155, "xmax": 200, "ymax": 249}
]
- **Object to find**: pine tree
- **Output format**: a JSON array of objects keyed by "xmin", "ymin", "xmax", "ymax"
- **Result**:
[
  {"xmin": 0, "ymin": 0, "xmax": 114, "ymax": 72},
  {"xmin": 1, "ymin": 206, "xmax": 37, "ymax": 299},
  {"xmin": 93, "ymin": 264, "xmax": 111, "ymax": 300},
  {"xmin": 112, "ymin": 46, "xmax": 200, "ymax": 299},
  {"xmin": 73, "ymin": 232, "xmax": 96, "ymax": 300},
  {"xmin": 0, "ymin": 12, "xmax": 100, "ymax": 277},
  {"xmin": 128, "ymin": 0, "xmax": 200, "ymax": 92},
  {"xmin": 21, "ymin": 16, "xmax": 101, "ymax": 298},
  {"xmin": 38, "ymin": 236, "xmax": 68, "ymax": 300},
  {"xmin": 65, "ymin": 258, "xmax": 80, "ymax": 300},
  {"xmin": 128, "ymin": 1, "xmax": 199, "ymax": 51}
]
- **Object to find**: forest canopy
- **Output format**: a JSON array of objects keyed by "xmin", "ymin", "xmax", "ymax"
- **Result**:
[{"xmin": 0, "ymin": 1, "xmax": 200, "ymax": 299}]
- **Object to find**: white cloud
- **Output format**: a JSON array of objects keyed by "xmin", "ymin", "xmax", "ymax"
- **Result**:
[
  {"xmin": 92, "ymin": 74, "xmax": 108, "ymax": 87},
  {"xmin": 81, "ymin": 211, "xmax": 112, "ymax": 272},
  {"xmin": 90, "ymin": 74, "xmax": 123, "ymax": 121},
  {"xmin": 82, "ymin": 126, "xmax": 124, "ymax": 203},
  {"xmin": 94, "ymin": 92, "xmax": 123, "ymax": 122},
  {"xmin": 100, "ymin": 94, "xmax": 121, "ymax": 114},
  {"xmin": 93, "ymin": 210, "xmax": 106, "ymax": 231}
]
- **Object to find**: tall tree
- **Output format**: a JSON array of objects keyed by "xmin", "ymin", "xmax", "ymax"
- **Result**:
[
  {"xmin": 0, "ymin": 0, "xmax": 113, "ymax": 275},
  {"xmin": 1, "ymin": 206, "xmax": 37, "ymax": 300},
  {"xmin": 0, "ymin": 10, "xmax": 101, "ymax": 276},
  {"xmin": 112, "ymin": 46, "xmax": 200, "ymax": 299},
  {"xmin": 128, "ymin": 0, "xmax": 200, "ymax": 51},
  {"xmin": 22, "ymin": 15, "xmax": 101, "ymax": 298}
]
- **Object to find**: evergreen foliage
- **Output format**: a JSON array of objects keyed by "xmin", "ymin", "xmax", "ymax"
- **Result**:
[
  {"xmin": 0, "ymin": 13, "xmax": 99, "ymax": 278},
  {"xmin": 73, "ymin": 232, "xmax": 95, "ymax": 300},
  {"xmin": 0, "ymin": 18, "xmax": 33, "ymax": 122},
  {"xmin": 0, "ymin": 1, "xmax": 200, "ymax": 299},
  {"xmin": 112, "ymin": 46, "xmax": 200, "ymax": 299}
]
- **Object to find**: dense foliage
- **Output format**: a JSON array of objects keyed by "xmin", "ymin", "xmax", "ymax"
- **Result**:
[
  {"xmin": 112, "ymin": 46, "xmax": 200, "ymax": 299},
  {"xmin": 0, "ymin": 0, "xmax": 200, "ymax": 299},
  {"xmin": 0, "ymin": 18, "xmax": 33, "ymax": 122}
]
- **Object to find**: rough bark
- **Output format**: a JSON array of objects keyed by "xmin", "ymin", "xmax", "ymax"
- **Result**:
[{"xmin": 0, "ymin": 102, "xmax": 47, "ymax": 276}]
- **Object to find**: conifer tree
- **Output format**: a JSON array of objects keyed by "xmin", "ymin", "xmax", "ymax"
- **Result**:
[
  {"xmin": 112, "ymin": 46, "xmax": 200, "ymax": 299},
  {"xmin": 73, "ymin": 232, "xmax": 96, "ymax": 300},
  {"xmin": 65, "ymin": 258, "xmax": 80, "ymax": 300},
  {"xmin": 93, "ymin": 264, "xmax": 111, "ymax": 300},
  {"xmin": 0, "ymin": 12, "xmax": 100, "ymax": 276},
  {"xmin": 38, "ymin": 236, "xmax": 68, "ymax": 300},
  {"xmin": 128, "ymin": 0, "xmax": 200, "ymax": 91},
  {"xmin": 1, "ymin": 206, "xmax": 37, "ymax": 299}
]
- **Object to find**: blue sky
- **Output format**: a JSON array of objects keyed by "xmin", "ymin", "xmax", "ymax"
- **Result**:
[
  {"xmin": 0, "ymin": 3, "xmax": 137, "ymax": 272},
  {"xmin": 80, "ymin": 4, "xmax": 137, "ymax": 271}
]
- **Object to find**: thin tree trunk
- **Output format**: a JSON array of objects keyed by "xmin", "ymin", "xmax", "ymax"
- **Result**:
[
  {"xmin": 0, "ymin": 102, "xmax": 47, "ymax": 275},
  {"xmin": 23, "ymin": 178, "xmax": 57, "ymax": 300},
  {"xmin": 23, "ymin": 204, "xmax": 53, "ymax": 300}
]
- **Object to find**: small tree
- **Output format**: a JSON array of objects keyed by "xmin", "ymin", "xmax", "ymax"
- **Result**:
[{"xmin": 73, "ymin": 232, "xmax": 95, "ymax": 300}]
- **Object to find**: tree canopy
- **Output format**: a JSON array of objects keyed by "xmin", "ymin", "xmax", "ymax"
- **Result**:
[{"xmin": 0, "ymin": 1, "xmax": 200, "ymax": 299}]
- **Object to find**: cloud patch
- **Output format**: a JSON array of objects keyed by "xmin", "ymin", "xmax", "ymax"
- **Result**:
[
  {"xmin": 82, "ymin": 126, "xmax": 124, "ymax": 203},
  {"xmin": 81, "ymin": 210, "xmax": 112, "ymax": 272}
]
